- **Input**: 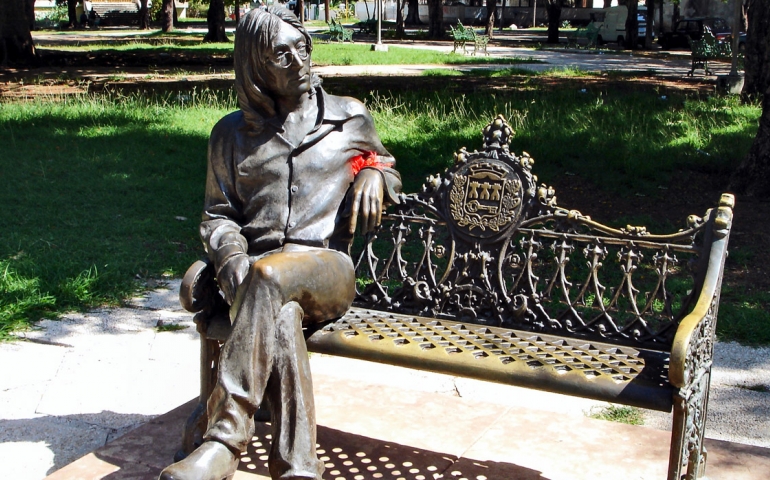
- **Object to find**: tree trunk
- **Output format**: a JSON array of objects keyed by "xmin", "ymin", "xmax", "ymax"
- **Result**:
[
  {"xmin": 162, "ymin": 0, "xmax": 174, "ymax": 32},
  {"xmin": 204, "ymin": 0, "xmax": 229, "ymax": 42},
  {"xmin": 325, "ymin": 0, "xmax": 330, "ymax": 23},
  {"xmin": 603, "ymin": 0, "xmax": 611, "ymax": 8},
  {"xmin": 26, "ymin": 0, "xmax": 35, "ymax": 31},
  {"xmin": 743, "ymin": 0, "xmax": 770, "ymax": 99},
  {"xmin": 485, "ymin": 0, "xmax": 496, "ymax": 38},
  {"xmin": 235, "ymin": 1, "xmax": 240, "ymax": 25},
  {"xmin": 545, "ymin": 0, "xmax": 562, "ymax": 45},
  {"xmin": 139, "ymin": 0, "xmax": 150, "ymax": 29},
  {"xmin": 427, "ymin": 0, "xmax": 443, "ymax": 38},
  {"xmin": 406, "ymin": 0, "xmax": 420, "ymax": 25},
  {"xmin": 624, "ymin": 1, "xmax": 638, "ymax": 49},
  {"xmin": 396, "ymin": 0, "xmax": 405, "ymax": 37},
  {"xmin": 0, "ymin": 0, "xmax": 37, "ymax": 65},
  {"xmin": 729, "ymin": 84, "xmax": 770, "ymax": 196},
  {"xmin": 644, "ymin": 0, "xmax": 653, "ymax": 49},
  {"xmin": 67, "ymin": 0, "xmax": 77, "ymax": 28}
]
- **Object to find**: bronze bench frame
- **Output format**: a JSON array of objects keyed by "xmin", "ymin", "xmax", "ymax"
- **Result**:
[{"xmin": 179, "ymin": 115, "xmax": 734, "ymax": 480}]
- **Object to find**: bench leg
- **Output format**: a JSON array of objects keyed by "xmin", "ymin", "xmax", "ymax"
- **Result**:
[
  {"xmin": 668, "ymin": 374, "xmax": 711, "ymax": 480},
  {"xmin": 667, "ymin": 317, "xmax": 715, "ymax": 480}
]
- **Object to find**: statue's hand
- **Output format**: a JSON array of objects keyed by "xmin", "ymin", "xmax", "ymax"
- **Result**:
[
  {"xmin": 348, "ymin": 168, "xmax": 384, "ymax": 235},
  {"xmin": 218, "ymin": 254, "xmax": 250, "ymax": 305}
]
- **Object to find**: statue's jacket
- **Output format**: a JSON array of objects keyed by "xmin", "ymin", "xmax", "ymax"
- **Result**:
[{"xmin": 200, "ymin": 87, "xmax": 402, "ymax": 266}]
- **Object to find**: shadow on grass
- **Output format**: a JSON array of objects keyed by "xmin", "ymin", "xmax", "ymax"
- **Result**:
[{"xmin": 0, "ymin": 103, "xmax": 213, "ymax": 335}]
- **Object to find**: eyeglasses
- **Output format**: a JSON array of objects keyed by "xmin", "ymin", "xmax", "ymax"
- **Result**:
[{"xmin": 270, "ymin": 43, "xmax": 310, "ymax": 68}]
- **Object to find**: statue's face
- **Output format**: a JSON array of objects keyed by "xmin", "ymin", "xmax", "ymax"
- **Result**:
[{"xmin": 264, "ymin": 22, "xmax": 312, "ymax": 99}]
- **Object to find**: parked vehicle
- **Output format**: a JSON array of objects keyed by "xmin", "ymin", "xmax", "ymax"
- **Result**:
[
  {"xmin": 658, "ymin": 17, "xmax": 731, "ymax": 50},
  {"xmin": 592, "ymin": 6, "xmax": 647, "ymax": 47},
  {"xmin": 720, "ymin": 32, "xmax": 748, "ymax": 53}
]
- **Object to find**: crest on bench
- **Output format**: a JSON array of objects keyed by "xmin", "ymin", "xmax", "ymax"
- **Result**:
[{"xmin": 446, "ymin": 116, "xmax": 531, "ymax": 240}]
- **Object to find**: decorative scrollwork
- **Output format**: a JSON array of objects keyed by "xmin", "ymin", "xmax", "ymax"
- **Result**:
[
  {"xmin": 351, "ymin": 115, "xmax": 716, "ymax": 350},
  {"xmin": 621, "ymin": 225, "xmax": 649, "ymax": 236},
  {"xmin": 673, "ymin": 300, "xmax": 718, "ymax": 480}
]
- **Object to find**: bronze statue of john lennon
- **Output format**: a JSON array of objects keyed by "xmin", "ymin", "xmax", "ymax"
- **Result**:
[{"xmin": 160, "ymin": 7, "xmax": 401, "ymax": 480}]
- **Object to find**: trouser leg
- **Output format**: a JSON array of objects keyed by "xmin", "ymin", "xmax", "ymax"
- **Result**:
[
  {"xmin": 265, "ymin": 304, "xmax": 323, "ymax": 480},
  {"xmin": 203, "ymin": 272, "xmax": 282, "ymax": 454},
  {"xmin": 204, "ymin": 248, "xmax": 355, "ymax": 479}
]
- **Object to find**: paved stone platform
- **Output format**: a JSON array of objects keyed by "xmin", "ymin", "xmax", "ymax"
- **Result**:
[
  {"xmin": 46, "ymin": 372, "xmax": 770, "ymax": 480},
  {"xmin": 3, "ymin": 281, "xmax": 766, "ymax": 480}
]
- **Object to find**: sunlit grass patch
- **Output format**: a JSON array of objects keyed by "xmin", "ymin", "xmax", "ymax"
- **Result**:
[{"xmin": 588, "ymin": 405, "xmax": 644, "ymax": 425}]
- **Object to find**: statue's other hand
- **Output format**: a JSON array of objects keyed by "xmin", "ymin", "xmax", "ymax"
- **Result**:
[
  {"xmin": 348, "ymin": 169, "xmax": 384, "ymax": 235},
  {"xmin": 218, "ymin": 254, "xmax": 250, "ymax": 305}
]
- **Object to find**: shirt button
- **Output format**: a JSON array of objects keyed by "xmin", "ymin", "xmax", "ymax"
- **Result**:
[
  {"xmin": 290, "ymin": 185, "xmax": 298, "ymax": 193},
  {"xmin": 288, "ymin": 221, "xmax": 296, "ymax": 228}
]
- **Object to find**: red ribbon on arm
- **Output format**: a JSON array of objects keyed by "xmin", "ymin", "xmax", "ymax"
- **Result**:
[{"xmin": 349, "ymin": 150, "xmax": 385, "ymax": 175}]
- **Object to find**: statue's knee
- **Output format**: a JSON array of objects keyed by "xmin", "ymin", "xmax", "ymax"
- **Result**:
[{"xmin": 249, "ymin": 260, "xmax": 279, "ymax": 286}]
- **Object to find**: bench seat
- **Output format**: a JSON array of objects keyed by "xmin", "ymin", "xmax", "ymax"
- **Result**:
[
  {"xmin": 308, "ymin": 308, "xmax": 674, "ymax": 412},
  {"xmin": 202, "ymin": 307, "xmax": 674, "ymax": 411}
]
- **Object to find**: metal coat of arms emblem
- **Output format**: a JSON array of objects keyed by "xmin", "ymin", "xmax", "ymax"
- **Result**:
[{"xmin": 448, "ymin": 160, "xmax": 523, "ymax": 238}]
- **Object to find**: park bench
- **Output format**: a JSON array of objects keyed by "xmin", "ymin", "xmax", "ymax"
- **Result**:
[
  {"xmin": 177, "ymin": 115, "xmax": 734, "ymax": 480},
  {"xmin": 688, "ymin": 27, "xmax": 732, "ymax": 76},
  {"xmin": 450, "ymin": 21, "xmax": 489, "ymax": 56},
  {"xmin": 567, "ymin": 23, "xmax": 600, "ymax": 49},
  {"xmin": 327, "ymin": 18, "xmax": 353, "ymax": 43},
  {"xmin": 89, "ymin": 2, "xmax": 140, "ymax": 27}
]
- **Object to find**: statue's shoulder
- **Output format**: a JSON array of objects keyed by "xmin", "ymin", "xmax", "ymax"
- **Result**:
[
  {"xmin": 322, "ymin": 89, "xmax": 372, "ymax": 121},
  {"xmin": 210, "ymin": 110, "xmax": 245, "ymax": 140}
]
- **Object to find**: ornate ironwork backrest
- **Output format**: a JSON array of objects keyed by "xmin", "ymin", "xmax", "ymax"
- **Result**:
[{"xmin": 351, "ymin": 115, "xmax": 725, "ymax": 352}]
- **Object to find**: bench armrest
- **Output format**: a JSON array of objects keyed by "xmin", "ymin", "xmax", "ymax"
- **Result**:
[
  {"xmin": 180, "ymin": 258, "xmax": 217, "ymax": 313},
  {"xmin": 669, "ymin": 194, "xmax": 734, "ymax": 388}
]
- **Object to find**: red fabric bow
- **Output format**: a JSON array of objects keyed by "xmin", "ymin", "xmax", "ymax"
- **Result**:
[{"xmin": 349, "ymin": 150, "xmax": 384, "ymax": 175}]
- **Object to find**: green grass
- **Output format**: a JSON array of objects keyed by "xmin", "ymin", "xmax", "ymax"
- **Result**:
[
  {"xmin": 312, "ymin": 45, "xmax": 537, "ymax": 66},
  {"xmin": 422, "ymin": 65, "xmax": 596, "ymax": 79},
  {"xmin": 0, "ymin": 91, "xmax": 233, "ymax": 338},
  {"xmin": 41, "ymin": 40, "xmax": 538, "ymax": 67},
  {"xmin": 0, "ymin": 86, "xmax": 764, "ymax": 342},
  {"xmin": 156, "ymin": 322, "xmax": 189, "ymax": 332},
  {"xmin": 588, "ymin": 405, "xmax": 644, "ymax": 425},
  {"xmin": 364, "ymin": 89, "xmax": 759, "ymax": 194}
]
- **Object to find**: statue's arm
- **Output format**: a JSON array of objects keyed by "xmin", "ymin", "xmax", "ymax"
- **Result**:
[
  {"xmin": 345, "ymin": 103, "xmax": 402, "ymax": 234},
  {"xmin": 199, "ymin": 116, "xmax": 250, "ymax": 304}
]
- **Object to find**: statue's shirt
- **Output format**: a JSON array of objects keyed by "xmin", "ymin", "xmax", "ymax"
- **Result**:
[{"xmin": 200, "ymin": 88, "xmax": 401, "ymax": 260}]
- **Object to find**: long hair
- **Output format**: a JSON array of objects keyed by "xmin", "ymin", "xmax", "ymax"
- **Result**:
[{"xmin": 234, "ymin": 6, "xmax": 320, "ymax": 134}]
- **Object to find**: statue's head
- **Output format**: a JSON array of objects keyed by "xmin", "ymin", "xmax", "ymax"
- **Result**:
[{"xmin": 234, "ymin": 6, "xmax": 320, "ymax": 132}]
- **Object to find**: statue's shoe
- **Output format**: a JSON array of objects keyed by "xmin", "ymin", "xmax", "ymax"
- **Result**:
[{"xmin": 159, "ymin": 441, "xmax": 239, "ymax": 480}]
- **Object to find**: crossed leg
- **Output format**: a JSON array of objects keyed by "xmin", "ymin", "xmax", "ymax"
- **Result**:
[{"xmin": 160, "ymin": 246, "xmax": 355, "ymax": 480}]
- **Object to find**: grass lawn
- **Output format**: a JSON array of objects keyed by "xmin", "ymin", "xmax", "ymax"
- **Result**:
[
  {"xmin": 40, "ymin": 39, "xmax": 538, "ymax": 66},
  {"xmin": 0, "ymin": 85, "xmax": 764, "ymax": 344}
]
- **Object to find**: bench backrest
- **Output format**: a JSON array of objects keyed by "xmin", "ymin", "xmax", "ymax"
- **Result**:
[{"xmin": 350, "ymin": 115, "xmax": 732, "ymax": 352}]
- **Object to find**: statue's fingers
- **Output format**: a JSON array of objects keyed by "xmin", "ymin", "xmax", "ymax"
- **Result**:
[
  {"xmin": 361, "ymin": 191, "xmax": 372, "ymax": 233},
  {"xmin": 349, "ymin": 191, "xmax": 361, "ymax": 234},
  {"xmin": 374, "ymin": 195, "xmax": 382, "ymax": 227}
]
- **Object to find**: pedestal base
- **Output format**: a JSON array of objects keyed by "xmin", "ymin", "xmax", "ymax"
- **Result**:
[
  {"xmin": 716, "ymin": 73, "xmax": 745, "ymax": 95},
  {"xmin": 371, "ymin": 43, "xmax": 389, "ymax": 52}
]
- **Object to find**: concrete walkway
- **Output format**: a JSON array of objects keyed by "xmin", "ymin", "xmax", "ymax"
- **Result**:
[{"xmin": 1, "ymin": 281, "xmax": 768, "ymax": 479}]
